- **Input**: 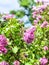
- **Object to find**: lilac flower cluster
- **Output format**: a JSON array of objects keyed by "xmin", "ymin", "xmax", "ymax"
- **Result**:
[
  {"xmin": 13, "ymin": 60, "xmax": 20, "ymax": 65},
  {"xmin": 0, "ymin": 60, "xmax": 20, "ymax": 65},
  {"xmin": 32, "ymin": 4, "xmax": 48, "ymax": 25},
  {"xmin": 40, "ymin": 57, "xmax": 48, "ymax": 65},
  {"xmin": 0, "ymin": 35, "xmax": 7, "ymax": 46},
  {"xmin": 0, "ymin": 35, "xmax": 20, "ymax": 65},
  {"xmin": 43, "ymin": 46, "xmax": 48, "ymax": 51},
  {"xmin": 23, "ymin": 26, "xmax": 36, "ymax": 43},
  {"xmin": 2, "ymin": 14, "xmax": 15, "ymax": 20},
  {"xmin": 0, "ymin": 46, "xmax": 7, "ymax": 54},
  {"xmin": 40, "ymin": 21, "xmax": 49, "ymax": 28},
  {"xmin": 35, "ymin": 0, "xmax": 49, "ymax": 3},
  {"xmin": 0, "ymin": 61, "xmax": 9, "ymax": 65},
  {"xmin": 0, "ymin": 35, "xmax": 8, "ymax": 54}
]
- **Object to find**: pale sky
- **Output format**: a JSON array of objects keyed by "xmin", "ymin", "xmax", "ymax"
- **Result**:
[
  {"xmin": 0, "ymin": 0, "xmax": 20, "ymax": 13},
  {"xmin": 0, "ymin": 0, "xmax": 49, "ymax": 13}
]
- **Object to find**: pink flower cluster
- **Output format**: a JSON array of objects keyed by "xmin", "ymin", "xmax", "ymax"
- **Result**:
[
  {"xmin": 43, "ymin": 46, "xmax": 48, "ymax": 51},
  {"xmin": 0, "ymin": 35, "xmax": 8, "ymax": 54},
  {"xmin": 2, "ymin": 14, "xmax": 15, "ymax": 20},
  {"xmin": 32, "ymin": 5, "xmax": 47, "ymax": 16},
  {"xmin": 0, "ymin": 46, "xmax": 7, "ymax": 54},
  {"xmin": 32, "ymin": 4, "xmax": 48, "ymax": 25},
  {"xmin": 35, "ymin": 0, "xmax": 49, "ymax": 3},
  {"xmin": 23, "ymin": 26, "xmax": 36, "ymax": 43},
  {"xmin": 0, "ymin": 60, "xmax": 20, "ymax": 65},
  {"xmin": 0, "ymin": 61, "xmax": 9, "ymax": 65},
  {"xmin": 40, "ymin": 57, "xmax": 48, "ymax": 65},
  {"xmin": 13, "ymin": 60, "xmax": 20, "ymax": 65},
  {"xmin": 0, "ymin": 35, "xmax": 7, "ymax": 46},
  {"xmin": 40, "ymin": 21, "xmax": 48, "ymax": 28},
  {"xmin": 34, "ymin": 20, "xmax": 38, "ymax": 25}
]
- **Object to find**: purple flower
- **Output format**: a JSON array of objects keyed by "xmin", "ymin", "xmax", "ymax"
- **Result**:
[
  {"xmin": 32, "ymin": 11, "xmax": 37, "ymax": 18},
  {"xmin": 35, "ymin": 0, "xmax": 49, "ymax": 3},
  {"xmin": 32, "ymin": 6, "xmax": 37, "ymax": 11},
  {"xmin": 0, "ymin": 35, "xmax": 7, "ymax": 46},
  {"xmin": 0, "ymin": 61, "xmax": 9, "ymax": 65},
  {"xmin": 40, "ymin": 57, "xmax": 48, "ymax": 65},
  {"xmin": 13, "ymin": 60, "xmax": 20, "ymax": 65},
  {"xmin": 23, "ymin": 26, "xmax": 36, "ymax": 43},
  {"xmin": 0, "ymin": 46, "xmax": 7, "ymax": 54},
  {"xmin": 40, "ymin": 21, "xmax": 48, "ymax": 28},
  {"xmin": 26, "ymin": 26, "xmax": 36, "ymax": 33},
  {"xmin": 40, "ymin": 5, "xmax": 47, "ymax": 11},
  {"xmin": 23, "ymin": 32, "xmax": 35, "ymax": 43},
  {"xmin": 37, "ymin": 15, "xmax": 42, "ymax": 20},
  {"xmin": 34, "ymin": 20, "xmax": 38, "ymax": 25},
  {"xmin": 43, "ymin": 46, "xmax": 48, "ymax": 51},
  {"xmin": 2, "ymin": 14, "xmax": 15, "ymax": 20}
]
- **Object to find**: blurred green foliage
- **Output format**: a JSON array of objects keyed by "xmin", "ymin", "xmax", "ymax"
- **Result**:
[{"xmin": 18, "ymin": 0, "xmax": 35, "ymax": 8}]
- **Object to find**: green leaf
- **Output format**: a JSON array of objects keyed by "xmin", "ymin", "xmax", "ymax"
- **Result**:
[
  {"xmin": 12, "ymin": 46, "xmax": 19, "ymax": 54},
  {"xmin": 25, "ymin": 62, "xmax": 32, "ymax": 65}
]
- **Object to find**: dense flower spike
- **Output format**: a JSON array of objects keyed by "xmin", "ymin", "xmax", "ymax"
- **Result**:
[
  {"xmin": 0, "ymin": 46, "xmax": 7, "ymax": 54},
  {"xmin": 40, "ymin": 57, "xmax": 48, "ymax": 65},
  {"xmin": 0, "ymin": 35, "xmax": 7, "ymax": 46},
  {"xmin": 23, "ymin": 26, "xmax": 36, "ymax": 43},
  {"xmin": 0, "ymin": 61, "xmax": 9, "ymax": 65},
  {"xmin": 13, "ymin": 60, "xmax": 20, "ymax": 65},
  {"xmin": 0, "ymin": 35, "xmax": 8, "ymax": 54},
  {"xmin": 23, "ymin": 32, "xmax": 35, "ymax": 43}
]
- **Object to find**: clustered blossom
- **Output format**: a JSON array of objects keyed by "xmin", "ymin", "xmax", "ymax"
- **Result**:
[
  {"xmin": 0, "ymin": 61, "xmax": 9, "ymax": 65},
  {"xmin": 32, "ymin": 4, "xmax": 48, "ymax": 25},
  {"xmin": 0, "ymin": 35, "xmax": 8, "ymax": 54},
  {"xmin": 40, "ymin": 21, "xmax": 48, "ymax": 28},
  {"xmin": 2, "ymin": 14, "xmax": 15, "ymax": 20},
  {"xmin": 34, "ymin": 20, "xmax": 38, "ymax": 25},
  {"xmin": 35, "ymin": 0, "xmax": 49, "ymax": 3},
  {"xmin": 23, "ymin": 26, "xmax": 36, "ymax": 43},
  {"xmin": 13, "ymin": 60, "xmax": 20, "ymax": 65},
  {"xmin": 36, "ymin": 15, "xmax": 42, "ymax": 20},
  {"xmin": 43, "ymin": 46, "xmax": 48, "ymax": 51},
  {"xmin": 0, "ymin": 35, "xmax": 7, "ymax": 46},
  {"xmin": 32, "ymin": 4, "xmax": 47, "ymax": 14},
  {"xmin": 40, "ymin": 57, "xmax": 48, "ymax": 65},
  {"xmin": 0, "ymin": 60, "xmax": 20, "ymax": 65},
  {"xmin": 0, "ymin": 46, "xmax": 7, "ymax": 54}
]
